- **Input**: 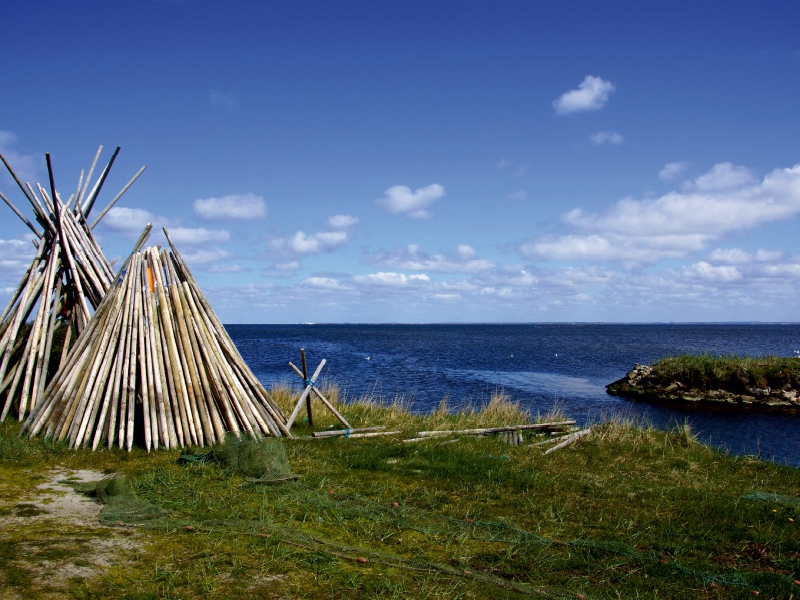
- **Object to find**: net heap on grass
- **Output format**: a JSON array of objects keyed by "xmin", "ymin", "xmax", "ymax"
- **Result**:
[
  {"xmin": 0, "ymin": 147, "xmax": 144, "ymax": 422},
  {"xmin": 21, "ymin": 231, "xmax": 291, "ymax": 451}
]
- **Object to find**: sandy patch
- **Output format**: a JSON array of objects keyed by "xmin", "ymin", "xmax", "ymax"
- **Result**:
[{"xmin": 0, "ymin": 468, "xmax": 141, "ymax": 597}]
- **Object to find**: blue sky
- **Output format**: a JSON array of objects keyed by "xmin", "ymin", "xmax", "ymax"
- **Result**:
[{"xmin": 2, "ymin": 1, "xmax": 800, "ymax": 322}]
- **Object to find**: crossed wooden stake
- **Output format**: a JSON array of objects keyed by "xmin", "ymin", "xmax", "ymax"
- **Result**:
[{"xmin": 286, "ymin": 349, "xmax": 351, "ymax": 430}]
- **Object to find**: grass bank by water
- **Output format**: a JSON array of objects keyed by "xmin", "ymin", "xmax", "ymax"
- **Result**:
[
  {"xmin": 1, "ymin": 385, "xmax": 800, "ymax": 599},
  {"xmin": 608, "ymin": 354, "xmax": 800, "ymax": 408}
]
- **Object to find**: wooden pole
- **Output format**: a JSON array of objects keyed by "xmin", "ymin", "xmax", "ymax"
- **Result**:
[
  {"xmin": 0, "ymin": 191, "xmax": 42, "ymax": 237},
  {"xmin": 82, "ymin": 146, "xmax": 120, "ymax": 217},
  {"xmin": 300, "ymin": 348, "xmax": 313, "ymax": 427},
  {"xmin": 89, "ymin": 165, "xmax": 146, "ymax": 229}
]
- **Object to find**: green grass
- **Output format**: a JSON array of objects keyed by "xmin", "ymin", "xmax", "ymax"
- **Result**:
[
  {"xmin": 649, "ymin": 354, "xmax": 800, "ymax": 393},
  {"xmin": 1, "ymin": 385, "xmax": 800, "ymax": 599}
]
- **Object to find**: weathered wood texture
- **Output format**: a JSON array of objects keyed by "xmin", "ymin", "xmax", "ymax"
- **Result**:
[
  {"xmin": 0, "ymin": 147, "xmax": 140, "ymax": 421},
  {"xmin": 22, "ymin": 234, "xmax": 288, "ymax": 450}
]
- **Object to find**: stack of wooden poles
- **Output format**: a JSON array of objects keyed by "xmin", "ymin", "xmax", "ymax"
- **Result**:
[
  {"xmin": 0, "ymin": 147, "xmax": 145, "ymax": 422},
  {"xmin": 21, "ymin": 229, "xmax": 290, "ymax": 451}
]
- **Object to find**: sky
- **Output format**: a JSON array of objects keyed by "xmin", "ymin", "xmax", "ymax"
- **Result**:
[{"xmin": 2, "ymin": 1, "xmax": 800, "ymax": 323}]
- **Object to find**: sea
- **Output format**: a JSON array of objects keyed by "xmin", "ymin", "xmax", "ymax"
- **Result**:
[{"xmin": 226, "ymin": 323, "xmax": 800, "ymax": 467}]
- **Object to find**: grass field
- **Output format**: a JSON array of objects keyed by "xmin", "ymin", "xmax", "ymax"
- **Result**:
[{"xmin": 1, "ymin": 385, "xmax": 800, "ymax": 599}]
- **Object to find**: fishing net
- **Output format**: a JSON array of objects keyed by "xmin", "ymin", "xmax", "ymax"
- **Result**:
[
  {"xmin": 740, "ymin": 491, "xmax": 800, "ymax": 508},
  {"xmin": 74, "ymin": 474, "xmax": 165, "ymax": 525},
  {"xmin": 179, "ymin": 433, "xmax": 297, "ymax": 483},
  {"xmin": 70, "ymin": 455, "xmax": 788, "ymax": 597}
]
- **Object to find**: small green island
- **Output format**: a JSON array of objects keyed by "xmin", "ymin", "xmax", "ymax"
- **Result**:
[{"xmin": 607, "ymin": 355, "xmax": 800, "ymax": 409}]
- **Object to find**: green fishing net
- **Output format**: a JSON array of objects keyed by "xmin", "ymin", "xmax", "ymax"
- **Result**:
[
  {"xmin": 740, "ymin": 490, "xmax": 800, "ymax": 507},
  {"xmin": 179, "ymin": 433, "xmax": 297, "ymax": 483},
  {"xmin": 74, "ymin": 474, "xmax": 165, "ymax": 525}
]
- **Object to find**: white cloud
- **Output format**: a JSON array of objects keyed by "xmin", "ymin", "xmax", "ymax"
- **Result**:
[
  {"xmin": 707, "ymin": 248, "xmax": 784, "ymax": 264},
  {"xmin": 301, "ymin": 277, "xmax": 352, "ymax": 290},
  {"xmin": 209, "ymin": 89, "xmax": 239, "ymax": 111},
  {"xmin": 102, "ymin": 207, "xmax": 164, "ymax": 238},
  {"xmin": 266, "ymin": 214, "xmax": 359, "ymax": 259},
  {"xmin": 507, "ymin": 190, "xmax": 527, "ymax": 202},
  {"xmin": 707, "ymin": 248, "xmax": 754, "ymax": 263},
  {"xmin": 432, "ymin": 293, "xmax": 461, "ymax": 301},
  {"xmin": 589, "ymin": 131, "xmax": 624, "ymax": 145},
  {"xmin": 273, "ymin": 261, "xmax": 301, "ymax": 271},
  {"xmin": 684, "ymin": 261, "xmax": 743, "ymax": 282},
  {"xmin": 689, "ymin": 162, "xmax": 755, "ymax": 191},
  {"xmin": 181, "ymin": 247, "xmax": 234, "ymax": 265},
  {"xmin": 0, "ymin": 238, "xmax": 37, "ymax": 278},
  {"xmin": 351, "ymin": 272, "xmax": 431, "ymax": 287},
  {"xmin": 168, "ymin": 227, "xmax": 230, "ymax": 245},
  {"xmin": 328, "ymin": 214, "xmax": 360, "ymax": 229},
  {"xmin": 204, "ymin": 263, "xmax": 251, "ymax": 273},
  {"xmin": 553, "ymin": 76, "xmax": 615, "ymax": 115},
  {"xmin": 0, "ymin": 130, "xmax": 39, "ymax": 184},
  {"xmin": 363, "ymin": 244, "xmax": 496, "ymax": 274},
  {"xmin": 375, "ymin": 184, "xmax": 445, "ymax": 219},
  {"xmin": 260, "ymin": 261, "xmax": 302, "ymax": 279},
  {"xmin": 194, "ymin": 193, "xmax": 267, "ymax": 220},
  {"xmin": 659, "ymin": 161, "xmax": 690, "ymax": 181},
  {"xmin": 521, "ymin": 162, "xmax": 800, "ymax": 262},
  {"xmin": 289, "ymin": 230, "xmax": 348, "ymax": 254}
]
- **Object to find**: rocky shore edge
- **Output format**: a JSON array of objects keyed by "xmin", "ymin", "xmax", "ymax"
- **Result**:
[{"xmin": 606, "ymin": 363, "xmax": 800, "ymax": 409}]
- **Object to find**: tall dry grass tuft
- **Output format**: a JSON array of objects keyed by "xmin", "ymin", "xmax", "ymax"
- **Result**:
[{"xmin": 268, "ymin": 382, "xmax": 541, "ymax": 432}]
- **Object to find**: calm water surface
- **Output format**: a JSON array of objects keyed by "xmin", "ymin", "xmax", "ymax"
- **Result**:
[{"xmin": 226, "ymin": 324, "xmax": 800, "ymax": 466}]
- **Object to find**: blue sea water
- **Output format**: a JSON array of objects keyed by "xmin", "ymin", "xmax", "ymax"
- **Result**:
[{"xmin": 226, "ymin": 323, "xmax": 800, "ymax": 467}]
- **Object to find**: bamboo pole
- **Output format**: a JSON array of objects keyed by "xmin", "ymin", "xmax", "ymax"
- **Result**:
[
  {"xmin": 34, "ymin": 278, "xmax": 63, "ymax": 407},
  {"xmin": 414, "ymin": 422, "xmax": 577, "ymax": 437},
  {"xmin": 287, "ymin": 361, "xmax": 351, "ymax": 429},
  {"xmin": 77, "ymin": 146, "xmax": 102, "ymax": 210},
  {"xmin": 312, "ymin": 426, "xmax": 386, "ymax": 438},
  {"xmin": 89, "ymin": 165, "xmax": 146, "ymax": 229},
  {"xmin": 150, "ymin": 249, "xmax": 196, "ymax": 445},
  {"xmin": 0, "ymin": 191, "xmax": 42, "ymax": 237},
  {"xmin": 176, "ymin": 282, "xmax": 225, "ymax": 441},
  {"xmin": 542, "ymin": 429, "xmax": 591, "ymax": 455},
  {"xmin": 82, "ymin": 146, "xmax": 120, "ymax": 217}
]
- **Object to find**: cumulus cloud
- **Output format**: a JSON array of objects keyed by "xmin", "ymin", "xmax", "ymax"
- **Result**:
[
  {"xmin": 351, "ymin": 272, "xmax": 431, "ymax": 287},
  {"xmin": 659, "ymin": 161, "xmax": 690, "ymax": 181},
  {"xmin": 520, "ymin": 162, "xmax": 800, "ymax": 262},
  {"xmin": 0, "ymin": 237, "xmax": 37, "ymax": 278},
  {"xmin": 287, "ymin": 230, "xmax": 348, "ymax": 254},
  {"xmin": 708, "ymin": 248, "xmax": 784, "ymax": 264},
  {"xmin": 102, "ymin": 207, "xmax": 165, "ymax": 239},
  {"xmin": 194, "ymin": 193, "xmax": 266, "ymax": 220},
  {"xmin": 589, "ymin": 131, "xmax": 624, "ymax": 145},
  {"xmin": 362, "ymin": 244, "xmax": 496, "ymax": 274},
  {"xmin": 684, "ymin": 261, "xmax": 743, "ymax": 282},
  {"xmin": 209, "ymin": 90, "xmax": 239, "ymax": 111},
  {"xmin": 328, "ymin": 214, "xmax": 360, "ymax": 228},
  {"xmin": 204, "ymin": 263, "xmax": 252, "ymax": 273},
  {"xmin": 301, "ymin": 277, "xmax": 352, "ymax": 290},
  {"xmin": 0, "ymin": 130, "xmax": 39, "ymax": 184},
  {"xmin": 375, "ymin": 184, "xmax": 445, "ymax": 219},
  {"xmin": 267, "ymin": 215, "xmax": 358, "ymax": 259},
  {"xmin": 181, "ymin": 247, "xmax": 234, "ymax": 265},
  {"xmin": 689, "ymin": 162, "xmax": 755, "ymax": 191},
  {"xmin": 553, "ymin": 76, "xmax": 615, "ymax": 115},
  {"xmin": 260, "ymin": 261, "xmax": 301, "ymax": 279},
  {"xmin": 168, "ymin": 227, "xmax": 230, "ymax": 245}
]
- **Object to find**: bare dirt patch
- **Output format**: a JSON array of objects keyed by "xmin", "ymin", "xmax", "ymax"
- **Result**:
[{"xmin": 0, "ymin": 468, "xmax": 141, "ymax": 598}]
